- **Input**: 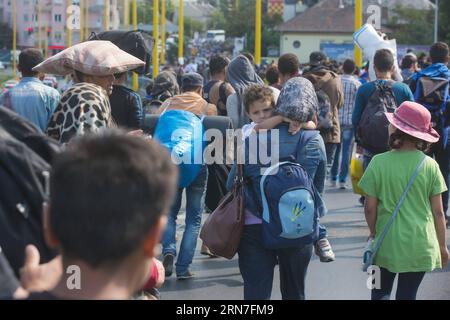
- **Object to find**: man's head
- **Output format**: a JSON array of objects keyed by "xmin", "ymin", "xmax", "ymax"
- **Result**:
[
  {"xmin": 373, "ymin": 49, "xmax": 395, "ymax": 77},
  {"xmin": 181, "ymin": 73, "xmax": 204, "ymax": 94},
  {"xmin": 401, "ymin": 55, "xmax": 418, "ymax": 71},
  {"xmin": 265, "ymin": 65, "xmax": 280, "ymax": 86},
  {"xmin": 46, "ymin": 131, "xmax": 177, "ymax": 290},
  {"xmin": 18, "ymin": 48, "xmax": 44, "ymax": 77},
  {"xmin": 243, "ymin": 85, "xmax": 275, "ymax": 124},
  {"xmin": 309, "ymin": 51, "xmax": 327, "ymax": 67},
  {"xmin": 429, "ymin": 42, "xmax": 449, "ymax": 65},
  {"xmin": 278, "ymin": 53, "xmax": 300, "ymax": 85},
  {"xmin": 209, "ymin": 55, "xmax": 230, "ymax": 80},
  {"xmin": 343, "ymin": 59, "xmax": 357, "ymax": 75}
]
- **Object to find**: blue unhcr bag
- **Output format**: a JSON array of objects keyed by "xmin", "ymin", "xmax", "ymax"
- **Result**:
[{"xmin": 154, "ymin": 106, "xmax": 205, "ymax": 188}]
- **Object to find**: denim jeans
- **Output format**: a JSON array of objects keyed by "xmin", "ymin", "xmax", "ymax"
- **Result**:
[
  {"xmin": 238, "ymin": 225, "xmax": 313, "ymax": 300},
  {"xmin": 371, "ymin": 267, "xmax": 425, "ymax": 300},
  {"xmin": 161, "ymin": 166, "xmax": 208, "ymax": 275},
  {"xmin": 331, "ymin": 128, "xmax": 355, "ymax": 183}
]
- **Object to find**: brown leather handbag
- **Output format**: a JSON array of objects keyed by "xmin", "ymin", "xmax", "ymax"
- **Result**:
[{"xmin": 200, "ymin": 165, "xmax": 245, "ymax": 259}]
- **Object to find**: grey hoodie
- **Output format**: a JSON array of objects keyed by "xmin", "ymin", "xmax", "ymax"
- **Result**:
[{"xmin": 226, "ymin": 55, "xmax": 264, "ymax": 129}]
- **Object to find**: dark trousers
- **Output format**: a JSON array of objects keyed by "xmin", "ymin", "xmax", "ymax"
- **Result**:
[
  {"xmin": 429, "ymin": 139, "xmax": 450, "ymax": 218},
  {"xmin": 371, "ymin": 267, "xmax": 426, "ymax": 300},
  {"xmin": 238, "ymin": 225, "xmax": 313, "ymax": 300},
  {"xmin": 325, "ymin": 143, "xmax": 339, "ymax": 178}
]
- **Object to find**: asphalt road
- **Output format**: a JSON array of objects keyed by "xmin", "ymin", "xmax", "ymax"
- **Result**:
[{"xmin": 159, "ymin": 187, "xmax": 450, "ymax": 300}]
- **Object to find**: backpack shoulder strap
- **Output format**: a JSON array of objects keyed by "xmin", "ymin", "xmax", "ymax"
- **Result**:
[{"xmin": 218, "ymin": 81, "xmax": 228, "ymax": 105}]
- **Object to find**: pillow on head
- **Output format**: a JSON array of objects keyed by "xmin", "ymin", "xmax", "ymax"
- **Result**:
[{"xmin": 33, "ymin": 40, "xmax": 145, "ymax": 76}]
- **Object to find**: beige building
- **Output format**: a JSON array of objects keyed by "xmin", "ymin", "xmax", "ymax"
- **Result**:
[
  {"xmin": 277, "ymin": 0, "xmax": 357, "ymax": 63},
  {"xmin": 277, "ymin": 0, "xmax": 433, "ymax": 64}
]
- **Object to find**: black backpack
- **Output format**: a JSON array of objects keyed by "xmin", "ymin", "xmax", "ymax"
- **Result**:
[
  {"xmin": 88, "ymin": 30, "xmax": 153, "ymax": 75},
  {"xmin": 411, "ymin": 76, "xmax": 450, "ymax": 137},
  {"xmin": 316, "ymin": 89, "xmax": 333, "ymax": 134},
  {"xmin": 0, "ymin": 132, "xmax": 57, "ymax": 276},
  {"xmin": 0, "ymin": 107, "xmax": 60, "ymax": 164},
  {"xmin": 0, "ymin": 108, "xmax": 60, "ymax": 276},
  {"xmin": 357, "ymin": 81, "xmax": 398, "ymax": 154}
]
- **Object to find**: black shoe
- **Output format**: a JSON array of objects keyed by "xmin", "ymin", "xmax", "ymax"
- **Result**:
[
  {"xmin": 177, "ymin": 270, "xmax": 194, "ymax": 280},
  {"xmin": 163, "ymin": 254, "xmax": 174, "ymax": 277}
]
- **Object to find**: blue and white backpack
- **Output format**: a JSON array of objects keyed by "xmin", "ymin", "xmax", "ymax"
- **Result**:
[{"xmin": 259, "ymin": 140, "xmax": 320, "ymax": 250}]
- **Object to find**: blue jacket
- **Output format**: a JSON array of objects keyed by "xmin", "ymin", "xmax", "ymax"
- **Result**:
[{"xmin": 227, "ymin": 124, "xmax": 327, "ymax": 218}]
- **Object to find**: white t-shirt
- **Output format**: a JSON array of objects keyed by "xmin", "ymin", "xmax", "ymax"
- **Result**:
[{"xmin": 241, "ymin": 122, "xmax": 257, "ymax": 140}]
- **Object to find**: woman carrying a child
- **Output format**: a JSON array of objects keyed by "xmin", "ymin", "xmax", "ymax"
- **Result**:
[{"xmin": 227, "ymin": 77, "xmax": 329, "ymax": 300}]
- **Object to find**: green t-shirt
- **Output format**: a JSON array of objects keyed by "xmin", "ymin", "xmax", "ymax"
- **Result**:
[{"xmin": 358, "ymin": 150, "xmax": 447, "ymax": 273}]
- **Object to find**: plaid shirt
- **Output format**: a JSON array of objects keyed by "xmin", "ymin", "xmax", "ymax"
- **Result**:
[{"xmin": 339, "ymin": 74, "xmax": 361, "ymax": 128}]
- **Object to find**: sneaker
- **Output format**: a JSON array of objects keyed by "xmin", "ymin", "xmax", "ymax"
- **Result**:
[
  {"xmin": 315, "ymin": 238, "xmax": 335, "ymax": 263},
  {"xmin": 339, "ymin": 182, "xmax": 347, "ymax": 190},
  {"xmin": 162, "ymin": 254, "xmax": 174, "ymax": 277},
  {"xmin": 177, "ymin": 270, "xmax": 194, "ymax": 280},
  {"xmin": 200, "ymin": 243, "xmax": 219, "ymax": 258}
]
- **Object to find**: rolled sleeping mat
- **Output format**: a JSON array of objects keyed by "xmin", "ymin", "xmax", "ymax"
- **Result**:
[{"xmin": 143, "ymin": 114, "xmax": 234, "ymax": 136}]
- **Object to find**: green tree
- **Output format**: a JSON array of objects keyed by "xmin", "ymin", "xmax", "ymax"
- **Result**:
[
  {"xmin": 184, "ymin": 17, "xmax": 206, "ymax": 38},
  {"xmin": 387, "ymin": 5, "xmax": 434, "ymax": 45},
  {"xmin": 213, "ymin": 0, "xmax": 281, "ymax": 57}
]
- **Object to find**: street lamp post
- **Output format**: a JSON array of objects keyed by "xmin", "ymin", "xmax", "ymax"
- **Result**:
[
  {"xmin": 255, "ymin": 0, "xmax": 262, "ymax": 66},
  {"xmin": 80, "ymin": 0, "xmax": 84, "ymax": 42},
  {"xmin": 105, "ymin": 0, "xmax": 109, "ymax": 31},
  {"xmin": 178, "ymin": 0, "xmax": 184, "ymax": 65},
  {"xmin": 153, "ymin": 0, "xmax": 159, "ymax": 78},
  {"xmin": 133, "ymin": 0, "xmax": 138, "ymax": 91},
  {"xmin": 38, "ymin": 0, "xmax": 42, "ymax": 50},
  {"xmin": 354, "ymin": 0, "xmax": 363, "ymax": 67},
  {"xmin": 12, "ymin": 0, "xmax": 17, "ymax": 78},
  {"xmin": 434, "ymin": 0, "xmax": 439, "ymax": 43},
  {"xmin": 161, "ymin": 0, "xmax": 166, "ymax": 66},
  {"xmin": 68, "ymin": 0, "xmax": 72, "ymax": 47}
]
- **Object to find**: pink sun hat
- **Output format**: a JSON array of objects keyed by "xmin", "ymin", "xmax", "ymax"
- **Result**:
[{"xmin": 385, "ymin": 101, "xmax": 440, "ymax": 143}]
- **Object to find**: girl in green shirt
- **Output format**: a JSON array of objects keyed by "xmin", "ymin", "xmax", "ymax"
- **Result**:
[{"xmin": 359, "ymin": 101, "xmax": 449, "ymax": 300}]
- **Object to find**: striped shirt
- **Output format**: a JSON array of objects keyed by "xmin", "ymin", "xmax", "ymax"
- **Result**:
[{"xmin": 339, "ymin": 74, "xmax": 361, "ymax": 128}]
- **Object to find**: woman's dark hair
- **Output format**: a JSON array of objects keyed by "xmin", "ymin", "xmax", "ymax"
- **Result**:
[{"xmin": 389, "ymin": 129, "xmax": 430, "ymax": 152}]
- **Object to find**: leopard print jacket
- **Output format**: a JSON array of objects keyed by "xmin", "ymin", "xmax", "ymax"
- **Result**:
[{"xmin": 46, "ymin": 82, "xmax": 113, "ymax": 143}]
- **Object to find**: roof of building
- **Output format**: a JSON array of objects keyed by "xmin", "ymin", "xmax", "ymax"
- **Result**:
[
  {"xmin": 277, "ymin": 0, "xmax": 355, "ymax": 33},
  {"xmin": 277, "ymin": 0, "xmax": 434, "ymax": 34}
]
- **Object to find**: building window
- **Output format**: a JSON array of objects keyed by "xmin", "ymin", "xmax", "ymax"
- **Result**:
[
  {"xmin": 55, "ymin": 14, "xmax": 62, "ymax": 22},
  {"xmin": 293, "ymin": 40, "xmax": 301, "ymax": 49},
  {"xmin": 24, "ymin": 14, "xmax": 29, "ymax": 22}
]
